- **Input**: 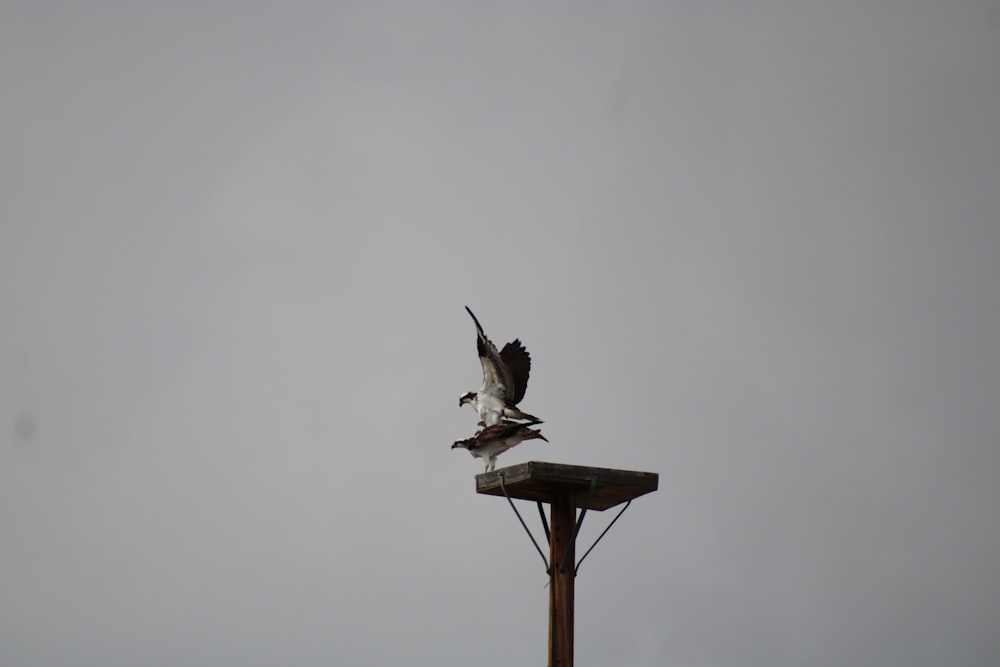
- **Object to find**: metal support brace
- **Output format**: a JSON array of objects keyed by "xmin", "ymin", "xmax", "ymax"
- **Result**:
[
  {"xmin": 537, "ymin": 501, "xmax": 550, "ymax": 542},
  {"xmin": 575, "ymin": 499, "xmax": 633, "ymax": 574},
  {"xmin": 559, "ymin": 473, "xmax": 599, "ymax": 574},
  {"xmin": 499, "ymin": 472, "xmax": 550, "ymax": 574}
]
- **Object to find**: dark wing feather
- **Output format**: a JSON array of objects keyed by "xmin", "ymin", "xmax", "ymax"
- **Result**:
[
  {"xmin": 466, "ymin": 306, "xmax": 514, "ymax": 401},
  {"xmin": 479, "ymin": 421, "xmax": 529, "ymax": 440},
  {"xmin": 499, "ymin": 339, "xmax": 531, "ymax": 405},
  {"xmin": 465, "ymin": 306, "xmax": 488, "ymax": 343}
]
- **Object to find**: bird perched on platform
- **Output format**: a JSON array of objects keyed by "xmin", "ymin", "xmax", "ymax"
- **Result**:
[
  {"xmin": 452, "ymin": 420, "xmax": 548, "ymax": 472},
  {"xmin": 460, "ymin": 306, "xmax": 540, "ymax": 427}
]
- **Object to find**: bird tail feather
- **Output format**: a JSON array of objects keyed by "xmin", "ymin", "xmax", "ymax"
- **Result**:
[{"xmin": 504, "ymin": 407, "xmax": 541, "ymax": 423}]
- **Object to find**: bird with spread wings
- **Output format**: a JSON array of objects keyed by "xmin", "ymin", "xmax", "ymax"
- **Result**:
[{"xmin": 459, "ymin": 306, "xmax": 540, "ymax": 427}]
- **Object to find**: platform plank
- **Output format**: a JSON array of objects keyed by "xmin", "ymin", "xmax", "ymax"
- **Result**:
[{"xmin": 476, "ymin": 461, "xmax": 658, "ymax": 511}]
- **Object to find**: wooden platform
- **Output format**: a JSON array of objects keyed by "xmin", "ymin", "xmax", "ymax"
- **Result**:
[{"xmin": 476, "ymin": 461, "xmax": 658, "ymax": 511}]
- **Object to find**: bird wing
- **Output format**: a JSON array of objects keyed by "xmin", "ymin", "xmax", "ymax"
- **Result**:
[
  {"xmin": 477, "ymin": 421, "xmax": 527, "ymax": 442},
  {"xmin": 456, "ymin": 423, "xmax": 511, "ymax": 452},
  {"xmin": 469, "ymin": 421, "xmax": 528, "ymax": 454},
  {"xmin": 499, "ymin": 339, "xmax": 531, "ymax": 406},
  {"xmin": 466, "ymin": 306, "xmax": 514, "ymax": 403}
]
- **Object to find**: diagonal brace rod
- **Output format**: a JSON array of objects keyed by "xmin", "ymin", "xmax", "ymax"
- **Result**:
[
  {"xmin": 559, "ymin": 473, "xmax": 599, "ymax": 574},
  {"xmin": 499, "ymin": 473, "xmax": 550, "ymax": 573},
  {"xmin": 575, "ymin": 499, "xmax": 633, "ymax": 574},
  {"xmin": 537, "ymin": 501, "xmax": 550, "ymax": 542}
]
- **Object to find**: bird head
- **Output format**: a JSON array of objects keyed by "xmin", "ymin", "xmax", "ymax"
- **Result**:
[{"xmin": 458, "ymin": 391, "xmax": 476, "ymax": 407}]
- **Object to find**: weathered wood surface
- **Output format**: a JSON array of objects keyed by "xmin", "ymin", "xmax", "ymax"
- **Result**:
[
  {"xmin": 476, "ymin": 461, "xmax": 659, "ymax": 511},
  {"xmin": 548, "ymin": 491, "xmax": 575, "ymax": 667}
]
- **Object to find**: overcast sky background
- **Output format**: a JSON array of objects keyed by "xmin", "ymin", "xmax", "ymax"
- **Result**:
[{"xmin": 3, "ymin": 2, "xmax": 1000, "ymax": 666}]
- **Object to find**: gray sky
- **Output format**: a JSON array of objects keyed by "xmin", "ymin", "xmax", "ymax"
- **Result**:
[{"xmin": 3, "ymin": 2, "xmax": 999, "ymax": 666}]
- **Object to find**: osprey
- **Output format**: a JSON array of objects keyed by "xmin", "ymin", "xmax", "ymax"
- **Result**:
[
  {"xmin": 452, "ymin": 420, "xmax": 548, "ymax": 472},
  {"xmin": 459, "ymin": 306, "xmax": 540, "ymax": 426}
]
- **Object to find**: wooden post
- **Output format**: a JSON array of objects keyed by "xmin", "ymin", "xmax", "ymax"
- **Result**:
[{"xmin": 549, "ymin": 491, "xmax": 575, "ymax": 667}]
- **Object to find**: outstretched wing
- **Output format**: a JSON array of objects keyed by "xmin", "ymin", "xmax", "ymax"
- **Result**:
[
  {"xmin": 499, "ymin": 339, "xmax": 531, "ymax": 406},
  {"xmin": 466, "ymin": 306, "xmax": 514, "ymax": 402}
]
